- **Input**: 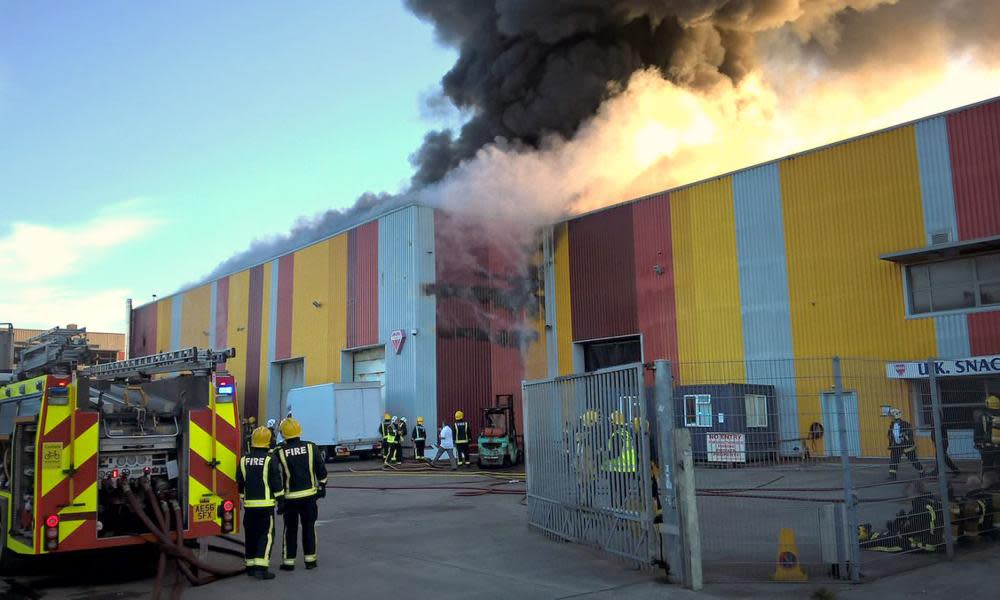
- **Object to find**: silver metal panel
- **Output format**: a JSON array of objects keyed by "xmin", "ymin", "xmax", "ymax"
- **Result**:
[
  {"xmin": 732, "ymin": 164, "xmax": 800, "ymax": 454},
  {"xmin": 379, "ymin": 205, "xmax": 438, "ymax": 436},
  {"xmin": 523, "ymin": 363, "xmax": 656, "ymax": 564},
  {"xmin": 934, "ymin": 314, "xmax": 971, "ymax": 358},
  {"xmin": 170, "ymin": 292, "xmax": 183, "ymax": 352}
]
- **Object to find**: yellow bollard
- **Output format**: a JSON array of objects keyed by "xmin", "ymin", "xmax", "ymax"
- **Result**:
[{"xmin": 772, "ymin": 527, "xmax": 808, "ymax": 582}]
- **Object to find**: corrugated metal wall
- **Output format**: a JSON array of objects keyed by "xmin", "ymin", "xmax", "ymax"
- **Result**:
[
  {"xmin": 732, "ymin": 164, "xmax": 800, "ymax": 450},
  {"xmin": 380, "ymin": 206, "xmax": 437, "ymax": 432},
  {"xmin": 274, "ymin": 254, "xmax": 295, "ymax": 361},
  {"xmin": 129, "ymin": 304, "xmax": 157, "ymax": 357},
  {"xmin": 915, "ymin": 117, "xmax": 970, "ymax": 358},
  {"xmin": 226, "ymin": 270, "xmax": 250, "ymax": 417},
  {"xmin": 631, "ymin": 193, "xmax": 678, "ymax": 366},
  {"xmin": 553, "ymin": 223, "xmax": 574, "ymax": 375},
  {"xmin": 156, "ymin": 298, "xmax": 173, "ymax": 354},
  {"xmin": 180, "ymin": 285, "xmax": 211, "ymax": 348},
  {"xmin": 214, "ymin": 277, "xmax": 229, "ymax": 350},
  {"xmin": 948, "ymin": 101, "xmax": 1000, "ymax": 355},
  {"xmin": 671, "ymin": 177, "xmax": 745, "ymax": 384},
  {"xmin": 347, "ymin": 221, "xmax": 379, "ymax": 349},
  {"xmin": 244, "ymin": 265, "xmax": 265, "ymax": 421},
  {"xmin": 291, "ymin": 235, "xmax": 348, "ymax": 386},
  {"xmin": 780, "ymin": 125, "xmax": 935, "ymax": 455},
  {"xmin": 568, "ymin": 204, "xmax": 638, "ymax": 341}
]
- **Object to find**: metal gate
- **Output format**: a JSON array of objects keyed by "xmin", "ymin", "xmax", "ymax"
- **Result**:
[{"xmin": 523, "ymin": 363, "xmax": 657, "ymax": 563}]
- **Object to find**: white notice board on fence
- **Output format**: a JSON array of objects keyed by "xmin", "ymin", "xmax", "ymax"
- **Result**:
[{"xmin": 707, "ymin": 432, "xmax": 746, "ymax": 463}]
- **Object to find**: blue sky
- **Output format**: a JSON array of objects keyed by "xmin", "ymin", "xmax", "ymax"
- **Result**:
[{"xmin": 0, "ymin": 1, "xmax": 456, "ymax": 331}]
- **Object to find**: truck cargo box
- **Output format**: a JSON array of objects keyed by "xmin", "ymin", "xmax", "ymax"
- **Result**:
[{"xmin": 286, "ymin": 382, "xmax": 383, "ymax": 460}]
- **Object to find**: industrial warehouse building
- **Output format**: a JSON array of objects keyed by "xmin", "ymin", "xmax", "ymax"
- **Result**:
[{"xmin": 130, "ymin": 97, "xmax": 1000, "ymax": 455}]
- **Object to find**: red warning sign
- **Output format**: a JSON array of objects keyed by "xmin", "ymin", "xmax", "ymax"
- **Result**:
[{"xmin": 390, "ymin": 329, "xmax": 406, "ymax": 354}]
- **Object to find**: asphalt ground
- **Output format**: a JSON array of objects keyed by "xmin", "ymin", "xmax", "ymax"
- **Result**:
[{"xmin": 1, "ymin": 457, "xmax": 998, "ymax": 599}]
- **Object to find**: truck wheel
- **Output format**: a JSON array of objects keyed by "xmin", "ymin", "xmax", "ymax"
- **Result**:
[{"xmin": 502, "ymin": 452, "xmax": 512, "ymax": 468}]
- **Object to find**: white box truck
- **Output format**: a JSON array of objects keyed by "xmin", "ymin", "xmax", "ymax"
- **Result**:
[{"xmin": 286, "ymin": 381, "xmax": 384, "ymax": 461}]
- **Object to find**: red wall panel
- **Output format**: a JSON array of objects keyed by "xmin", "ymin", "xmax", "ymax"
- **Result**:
[
  {"xmin": 949, "ymin": 100, "xmax": 1000, "ymax": 354},
  {"xmin": 215, "ymin": 277, "xmax": 229, "ymax": 349},
  {"xmin": 569, "ymin": 204, "xmax": 639, "ymax": 341},
  {"xmin": 632, "ymin": 193, "xmax": 679, "ymax": 364},
  {"xmin": 129, "ymin": 303, "xmax": 158, "ymax": 357},
  {"xmin": 347, "ymin": 221, "xmax": 379, "ymax": 348},
  {"xmin": 275, "ymin": 254, "xmax": 294, "ymax": 360},
  {"xmin": 244, "ymin": 265, "xmax": 264, "ymax": 421}
]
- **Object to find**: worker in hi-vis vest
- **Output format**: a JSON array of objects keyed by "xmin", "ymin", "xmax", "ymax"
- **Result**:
[
  {"xmin": 237, "ymin": 426, "xmax": 284, "ymax": 580},
  {"xmin": 454, "ymin": 411, "xmax": 471, "ymax": 467}
]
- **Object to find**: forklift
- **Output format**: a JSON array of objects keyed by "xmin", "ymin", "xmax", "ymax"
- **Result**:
[{"xmin": 477, "ymin": 394, "xmax": 521, "ymax": 468}]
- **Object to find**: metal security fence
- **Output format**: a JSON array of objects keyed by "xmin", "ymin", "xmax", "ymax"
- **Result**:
[{"xmin": 522, "ymin": 363, "xmax": 658, "ymax": 564}]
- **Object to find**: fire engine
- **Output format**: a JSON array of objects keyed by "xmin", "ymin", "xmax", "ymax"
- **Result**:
[{"xmin": 0, "ymin": 327, "xmax": 241, "ymax": 564}]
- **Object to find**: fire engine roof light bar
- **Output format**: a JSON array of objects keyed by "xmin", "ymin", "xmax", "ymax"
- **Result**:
[{"xmin": 80, "ymin": 347, "xmax": 236, "ymax": 381}]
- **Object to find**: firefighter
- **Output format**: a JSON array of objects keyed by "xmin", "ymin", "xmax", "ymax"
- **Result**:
[
  {"xmin": 454, "ymin": 410, "xmax": 471, "ymax": 467},
  {"xmin": 265, "ymin": 418, "xmax": 278, "ymax": 450},
  {"xmin": 242, "ymin": 416, "xmax": 257, "ymax": 453},
  {"xmin": 903, "ymin": 483, "xmax": 944, "ymax": 552},
  {"xmin": 974, "ymin": 395, "xmax": 1000, "ymax": 475},
  {"xmin": 397, "ymin": 417, "xmax": 409, "ymax": 462},
  {"xmin": 962, "ymin": 472, "xmax": 1000, "ymax": 540},
  {"xmin": 276, "ymin": 417, "xmax": 327, "ymax": 571},
  {"xmin": 413, "ymin": 416, "xmax": 427, "ymax": 461},
  {"xmin": 378, "ymin": 413, "xmax": 392, "ymax": 461},
  {"xmin": 384, "ymin": 416, "xmax": 399, "ymax": 465},
  {"xmin": 887, "ymin": 408, "xmax": 923, "ymax": 481},
  {"xmin": 603, "ymin": 410, "xmax": 637, "ymax": 473},
  {"xmin": 236, "ymin": 426, "xmax": 283, "ymax": 580}
]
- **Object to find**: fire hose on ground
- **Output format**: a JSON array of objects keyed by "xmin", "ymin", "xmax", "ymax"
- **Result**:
[{"xmin": 122, "ymin": 478, "xmax": 244, "ymax": 600}]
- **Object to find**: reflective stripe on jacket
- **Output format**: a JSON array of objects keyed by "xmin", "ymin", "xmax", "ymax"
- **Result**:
[
  {"xmin": 603, "ymin": 426, "xmax": 637, "ymax": 473},
  {"xmin": 277, "ymin": 438, "xmax": 328, "ymax": 500},
  {"xmin": 413, "ymin": 425, "xmax": 426, "ymax": 441},
  {"xmin": 237, "ymin": 448, "xmax": 285, "ymax": 508}
]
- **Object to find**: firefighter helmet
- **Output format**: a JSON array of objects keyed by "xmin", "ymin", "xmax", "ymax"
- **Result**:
[
  {"xmin": 384, "ymin": 412, "xmax": 391, "ymax": 421},
  {"xmin": 581, "ymin": 410, "xmax": 599, "ymax": 427},
  {"xmin": 455, "ymin": 410, "xmax": 464, "ymax": 420},
  {"xmin": 417, "ymin": 416, "xmax": 424, "ymax": 425},
  {"xmin": 280, "ymin": 417, "xmax": 302, "ymax": 439},
  {"xmin": 248, "ymin": 416, "xmax": 256, "ymax": 425},
  {"xmin": 391, "ymin": 415, "xmax": 398, "ymax": 423},
  {"xmin": 610, "ymin": 410, "xmax": 625, "ymax": 426},
  {"xmin": 987, "ymin": 395, "xmax": 1000, "ymax": 410},
  {"xmin": 251, "ymin": 426, "xmax": 272, "ymax": 448},
  {"xmin": 890, "ymin": 408, "xmax": 902, "ymax": 419}
]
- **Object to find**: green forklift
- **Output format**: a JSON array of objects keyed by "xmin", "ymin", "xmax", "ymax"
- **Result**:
[{"xmin": 477, "ymin": 394, "xmax": 521, "ymax": 468}]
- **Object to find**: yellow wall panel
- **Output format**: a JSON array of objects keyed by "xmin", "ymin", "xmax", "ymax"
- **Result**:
[
  {"xmin": 780, "ymin": 126, "xmax": 936, "ymax": 456},
  {"xmin": 226, "ymin": 270, "xmax": 250, "ymax": 415},
  {"xmin": 180, "ymin": 284, "xmax": 211, "ymax": 348},
  {"xmin": 671, "ymin": 177, "xmax": 745, "ymax": 384},
  {"xmin": 290, "ymin": 235, "xmax": 349, "ymax": 386},
  {"xmin": 553, "ymin": 223, "xmax": 574, "ymax": 375},
  {"xmin": 155, "ymin": 298, "xmax": 173, "ymax": 354}
]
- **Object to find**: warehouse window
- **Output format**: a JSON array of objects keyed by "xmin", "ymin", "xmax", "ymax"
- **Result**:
[
  {"xmin": 745, "ymin": 394, "xmax": 768, "ymax": 428},
  {"xmin": 582, "ymin": 336, "xmax": 641, "ymax": 372},
  {"xmin": 906, "ymin": 253, "xmax": 1000, "ymax": 316},
  {"xmin": 684, "ymin": 394, "xmax": 712, "ymax": 427}
]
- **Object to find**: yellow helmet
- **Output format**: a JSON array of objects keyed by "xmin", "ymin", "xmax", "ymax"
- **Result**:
[
  {"xmin": 384, "ymin": 412, "xmax": 391, "ymax": 421},
  {"xmin": 417, "ymin": 416, "xmax": 424, "ymax": 425},
  {"xmin": 581, "ymin": 410, "xmax": 599, "ymax": 427},
  {"xmin": 987, "ymin": 395, "xmax": 1000, "ymax": 410},
  {"xmin": 455, "ymin": 410, "xmax": 464, "ymax": 421},
  {"xmin": 279, "ymin": 417, "xmax": 302, "ymax": 439},
  {"xmin": 610, "ymin": 410, "xmax": 625, "ymax": 426},
  {"xmin": 251, "ymin": 426, "xmax": 272, "ymax": 448},
  {"xmin": 248, "ymin": 416, "xmax": 256, "ymax": 425}
]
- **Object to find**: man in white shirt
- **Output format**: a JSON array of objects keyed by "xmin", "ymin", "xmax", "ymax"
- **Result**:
[{"xmin": 432, "ymin": 422, "xmax": 458, "ymax": 471}]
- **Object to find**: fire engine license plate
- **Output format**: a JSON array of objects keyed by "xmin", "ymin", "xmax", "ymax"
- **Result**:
[{"xmin": 194, "ymin": 501, "xmax": 217, "ymax": 523}]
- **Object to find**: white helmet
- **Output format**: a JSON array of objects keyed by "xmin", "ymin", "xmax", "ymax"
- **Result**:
[
  {"xmin": 890, "ymin": 408, "xmax": 902, "ymax": 419},
  {"xmin": 400, "ymin": 416, "xmax": 407, "ymax": 423},
  {"xmin": 266, "ymin": 418, "xmax": 277, "ymax": 428},
  {"xmin": 391, "ymin": 415, "xmax": 398, "ymax": 423}
]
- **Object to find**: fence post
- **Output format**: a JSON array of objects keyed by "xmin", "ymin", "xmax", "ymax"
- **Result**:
[
  {"xmin": 673, "ymin": 428, "xmax": 703, "ymax": 590},
  {"xmin": 833, "ymin": 357, "xmax": 861, "ymax": 581},
  {"xmin": 927, "ymin": 357, "xmax": 955, "ymax": 559},
  {"xmin": 653, "ymin": 360, "xmax": 686, "ymax": 586}
]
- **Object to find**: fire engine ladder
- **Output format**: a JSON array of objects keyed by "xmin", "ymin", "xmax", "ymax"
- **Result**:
[{"xmin": 80, "ymin": 347, "xmax": 236, "ymax": 381}]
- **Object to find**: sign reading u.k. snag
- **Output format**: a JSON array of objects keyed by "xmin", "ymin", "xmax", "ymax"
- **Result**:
[{"xmin": 886, "ymin": 355, "xmax": 1000, "ymax": 379}]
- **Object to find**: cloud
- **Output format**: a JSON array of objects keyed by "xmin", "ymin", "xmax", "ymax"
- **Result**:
[
  {"xmin": 0, "ymin": 199, "xmax": 163, "ymax": 332},
  {"xmin": 0, "ymin": 202, "xmax": 162, "ymax": 284}
]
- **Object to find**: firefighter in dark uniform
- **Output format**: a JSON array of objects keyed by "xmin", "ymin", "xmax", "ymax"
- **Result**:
[
  {"xmin": 276, "ymin": 417, "xmax": 327, "ymax": 571},
  {"xmin": 413, "ymin": 416, "xmax": 427, "ymax": 461},
  {"xmin": 236, "ymin": 426, "xmax": 284, "ymax": 580},
  {"xmin": 974, "ymin": 395, "xmax": 1000, "ymax": 475},
  {"xmin": 378, "ymin": 413, "xmax": 392, "ymax": 461},
  {"xmin": 454, "ymin": 410, "xmax": 471, "ymax": 467},
  {"xmin": 887, "ymin": 408, "xmax": 923, "ymax": 481},
  {"xmin": 384, "ymin": 416, "xmax": 400, "ymax": 465}
]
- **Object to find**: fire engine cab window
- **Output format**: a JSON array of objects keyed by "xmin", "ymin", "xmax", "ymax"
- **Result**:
[
  {"xmin": 582, "ymin": 337, "xmax": 641, "ymax": 372},
  {"xmin": 906, "ymin": 252, "xmax": 1000, "ymax": 316}
]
